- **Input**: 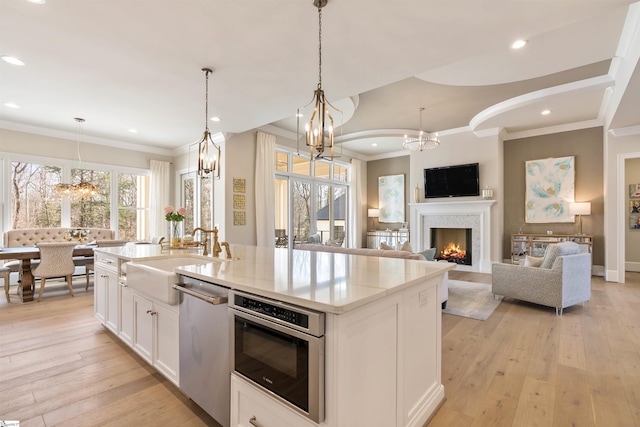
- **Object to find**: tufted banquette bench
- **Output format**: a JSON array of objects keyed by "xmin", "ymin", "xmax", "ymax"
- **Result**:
[{"xmin": 3, "ymin": 228, "xmax": 115, "ymax": 272}]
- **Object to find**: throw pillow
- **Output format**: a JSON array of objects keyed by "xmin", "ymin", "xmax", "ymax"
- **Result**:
[
  {"xmin": 540, "ymin": 241, "xmax": 580, "ymax": 269},
  {"xmin": 524, "ymin": 255, "xmax": 543, "ymax": 267},
  {"xmin": 418, "ymin": 247, "xmax": 437, "ymax": 261},
  {"xmin": 380, "ymin": 242, "xmax": 394, "ymax": 250},
  {"xmin": 400, "ymin": 241, "xmax": 413, "ymax": 252}
]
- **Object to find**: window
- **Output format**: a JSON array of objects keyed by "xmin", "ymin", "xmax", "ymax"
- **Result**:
[
  {"xmin": 179, "ymin": 171, "xmax": 213, "ymax": 237},
  {"xmin": 275, "ymin": 150, "xmax": 350, "ymax": 247},
  {"xmin": 10, "ymin": 161, "xmax": 62, "ymax": 229},
  {"xmin": 118, "ymin": 173, "xmax": 150, "ymax": 241},
  {"xmin": 70, "ymin": 168, "xmax": 110, "ymax": 229},
  {"xmin": 8, "ymin": 157, "xmax": 149, "ymax": 239}
]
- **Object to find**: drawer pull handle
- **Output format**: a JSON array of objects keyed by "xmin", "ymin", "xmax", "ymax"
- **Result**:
[
  {"xmin": 146, "ymin": 309, "xmax": 157, "ymax": 315},
  {"xmin": 249, "ymin": 416, "xmax": 263, "ymax": 427}
]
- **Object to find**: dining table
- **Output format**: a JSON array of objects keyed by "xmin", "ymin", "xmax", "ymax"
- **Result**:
[{"xmin": 0, "ymin": 245, "xmax": 95, "ymax": 302}]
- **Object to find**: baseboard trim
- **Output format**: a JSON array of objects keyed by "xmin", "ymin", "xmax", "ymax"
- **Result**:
[{"xmin": 625, "ymin": 262, "xmax": 640, "ymax": 272}]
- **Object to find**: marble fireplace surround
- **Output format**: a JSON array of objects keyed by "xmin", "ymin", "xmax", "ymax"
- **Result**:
[{"xmin": 409, "ymin": 200, "xmax": 496, "ymax": 272}]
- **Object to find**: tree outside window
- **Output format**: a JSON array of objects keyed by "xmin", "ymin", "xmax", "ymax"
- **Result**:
[{"xmin": 11, "ymin": 161, "xmax": 62, "ymax": 229}]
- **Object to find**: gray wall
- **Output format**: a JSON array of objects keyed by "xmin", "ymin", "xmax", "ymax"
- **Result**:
[
  {"xmin": 366, "ymin": 156, "xmax": 410, "ymax": 231},
  {"xmin": 503, "ymin": 127, "xmax": 604, "ymax": 266}
]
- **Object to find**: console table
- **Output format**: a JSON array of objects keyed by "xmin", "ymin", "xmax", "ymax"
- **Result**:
[
  {"xmin": 367, "ymin": 230, "xmax": 409, "ymax": 249},
  {"xmin": 511, "ymin": 233, "xmax": 592, "ymax": 264}
]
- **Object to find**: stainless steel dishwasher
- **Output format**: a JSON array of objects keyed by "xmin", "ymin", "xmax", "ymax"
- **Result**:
[{"xmin": 173, "ymin": 276, "xmax": 230, "ymax": 427}]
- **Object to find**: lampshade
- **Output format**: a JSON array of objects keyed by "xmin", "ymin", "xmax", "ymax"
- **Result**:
[
  {"xmin": 368, "ymin": 209, "xmax": 380, "ymax": 218},
  {"xmin": 569, "ymin": 202, "xmax": 591, "ymax": 216}
]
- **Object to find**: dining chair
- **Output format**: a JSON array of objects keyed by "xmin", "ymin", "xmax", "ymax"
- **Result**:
[
  {"xmin": 32, "ymin": 242, "xmax": 78, "ymax": 302},
  {"xmin": 85, "ymin": 240, "xmax": 128, "ymax": 289},
  {"xmin": 1, "ymin": 266, "xmax": 11, "ymax": 302}
]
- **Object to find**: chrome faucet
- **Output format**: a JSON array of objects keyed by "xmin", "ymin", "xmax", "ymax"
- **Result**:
[{"xmin": 192, "ymin": 227, "xmax": 216, "ymax": 256}]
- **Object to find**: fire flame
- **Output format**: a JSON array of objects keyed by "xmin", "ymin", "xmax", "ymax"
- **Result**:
[{"xmin": 441, "ymin": 242, "xmax": 466, "ymax": 260}]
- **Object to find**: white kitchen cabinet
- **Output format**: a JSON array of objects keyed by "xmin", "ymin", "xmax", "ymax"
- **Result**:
[
  {"xmin": 132, "ymin": 292, "xmax": 179, "ymax": 386},
  {"xmin": 231, "ymin": 374, "xmax": 314, "ymax": 427},
  {"xmin": 119, "ymin": 280, "xmax": 134, "ymax": 346},
  {"xmin": 93, "ymin": 252, "xmax": 120, "ymax": 330}
]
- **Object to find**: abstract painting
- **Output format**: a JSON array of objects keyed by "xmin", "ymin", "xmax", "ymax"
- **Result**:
[
  {"xmin": 525, "ymin": 156, "xmax": 574, "ymax": 223},
  {"xmin": 378, "ymin": 174, "xmax": 405, "ymax": 223}
]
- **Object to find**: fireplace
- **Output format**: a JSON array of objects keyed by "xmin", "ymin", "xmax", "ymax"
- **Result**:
[
  {"xmin": 431, "ymin": 228, "xmax": 472, "ymax": 265},
  {"xmin": 409, "ymin": 200, "xmax": 496, "ymax": 272}
]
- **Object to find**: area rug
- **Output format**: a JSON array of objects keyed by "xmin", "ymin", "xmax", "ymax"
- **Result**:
[{"xmin": 443, "ymin": 280, "xmax": 503, "ymax": 320}]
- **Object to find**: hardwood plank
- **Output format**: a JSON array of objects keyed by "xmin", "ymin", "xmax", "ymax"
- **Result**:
[{"xmin": 3, "ymin": 273, "xmax": 640, "ymax": 427}]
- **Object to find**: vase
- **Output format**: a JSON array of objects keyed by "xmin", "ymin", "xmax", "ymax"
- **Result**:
[{"xmin": 168, "ymin": 220, "xmax": 183, "ymax": 247}]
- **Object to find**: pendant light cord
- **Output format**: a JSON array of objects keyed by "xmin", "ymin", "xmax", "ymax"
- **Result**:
[{"xmin": 317, "ymin": 4, "xmax": 322, "ymax": 90}]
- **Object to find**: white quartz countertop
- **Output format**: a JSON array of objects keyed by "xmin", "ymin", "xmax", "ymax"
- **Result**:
[{"xmin": 98, "ymin": 244, "xmax": 455, "ymax": 314}]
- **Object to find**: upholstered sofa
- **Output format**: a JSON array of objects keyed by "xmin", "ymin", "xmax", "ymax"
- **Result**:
[
  {"xmin": 492, "ymin": 241, "xmax": 592, "ymax": 315},
  {"xmin": 3, "ymin": 227, "xmax": 115, "ymax": 272},
  {"xmin": 295, "ymin": 243, "xmax": 449, "ymax": 307}
]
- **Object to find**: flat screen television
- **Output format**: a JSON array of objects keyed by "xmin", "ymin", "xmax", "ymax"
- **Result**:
[{"xmin": 424, "ymin": 163, "xmax": 480, "ymax": 198}]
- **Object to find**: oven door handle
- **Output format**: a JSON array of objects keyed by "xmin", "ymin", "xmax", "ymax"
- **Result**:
[{"xmin": 173, "ymin": 284, "xmax": 228, "ymax": 305}]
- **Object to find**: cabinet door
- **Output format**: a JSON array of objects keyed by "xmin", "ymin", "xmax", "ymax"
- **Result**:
[
  {"xmin": 93, "ymin": 266, "xmax": 107, "ymax": 323},
  {"xmin": 154, "ymin": 303, "xmax": 179, "ymax": 385},
  {"xmin": 132, "ymin": 294, "xmax": 153, "ymax": 364},
  {"xmin": 119, "ymin": 280, "xmax": 134, "ymax": 347},
  {"xmin": 105, "ymin": 269, "xmax": 119, "ymax": 333}
]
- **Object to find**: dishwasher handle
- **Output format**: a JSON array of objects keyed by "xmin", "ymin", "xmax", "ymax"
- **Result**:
[{"xmin": 173, "ymin": 284, "xmax": 228, "ymax": 305}]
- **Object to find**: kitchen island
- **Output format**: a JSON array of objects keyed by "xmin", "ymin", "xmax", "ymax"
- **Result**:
[{"xmin": 94, "ymin": 244, "xmax": 455, "ymax": 427}]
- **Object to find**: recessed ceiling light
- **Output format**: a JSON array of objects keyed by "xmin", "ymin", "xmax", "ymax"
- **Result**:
[
  {"xmin": 210, "ymin": 116, "xmax": 221, "ymax": 122},
  {"xmin": 4, "ymin": 102, "xmax": 19, "ymax": 109},
  {"xmin": 128, "ymin": 129, "xmax": 138, "ymax": 133},
  {"xmin": 541, "ymin": 109, "xmax": 551, "ymax": 115},
  {"xmin": 511, "ymin": 39, "xmax": 528, "ymax": 49},
  {"xmin": 27, "ymin": 0, "xmax": 46, "ymax": 4},
  {"xmin": 372, "ymin": 143, "xmax": 378, "ymax": 147},
  {"xmin": 1, "ymin": 56, "xmax": 26, "ymax": 66}
]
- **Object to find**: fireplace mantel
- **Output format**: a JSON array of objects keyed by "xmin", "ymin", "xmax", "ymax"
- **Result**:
[{"xmin": 409, "ymin": 200, "xmax": 496, "ymax": 272}]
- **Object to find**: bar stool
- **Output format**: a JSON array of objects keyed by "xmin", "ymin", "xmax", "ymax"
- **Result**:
[{"xmin": 1, "ymin": 266, "xmax": 11, "ymax": 302}]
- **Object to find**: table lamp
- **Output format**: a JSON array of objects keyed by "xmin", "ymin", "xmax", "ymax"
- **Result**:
[
  {"xmin": 569, "ymin": 202, "xmax": 591, "ymax": 235},
  {"xmin": 368, "ymin": 208, "xmax": 380, "ymax": 230}
]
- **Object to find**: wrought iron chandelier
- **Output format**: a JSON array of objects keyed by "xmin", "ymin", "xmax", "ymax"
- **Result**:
[
  {"xmin": 297, "ymin": 0, "xmax": 341, "ymax": 160},
  {"xmin": 55, "ymin": 117, "xmax": 98, "ymax": 198},
  {"xmin": 403, "ymin": 107, "xmax": 440, "ymax": 151},
  {"xmin": 195, "ymin": 67, "xmax": 221, "ymax": 179}
]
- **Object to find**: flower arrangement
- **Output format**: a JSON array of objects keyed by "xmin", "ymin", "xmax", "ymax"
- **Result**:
[
  {"xmin": 165, "ymin": 206, "xmax": 186, "ymax": 247},
  {"xmin": 164, "ymin": 205, "xmax": 186, "ymax": 222}
]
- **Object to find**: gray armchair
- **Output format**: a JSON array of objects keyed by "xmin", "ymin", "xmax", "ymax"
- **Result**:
[{"xmin": 492, "ymin": 242, "xmax": 591, "ymax": 315}]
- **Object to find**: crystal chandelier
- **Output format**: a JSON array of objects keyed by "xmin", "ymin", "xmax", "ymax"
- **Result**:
[
  {"xmin": 195, "ymin": 67, "xmax": 221, "ymax": 179},
  {"xmin": 403, "ymin": 107, "xmax": 440, "ymax": 151},
  {"xmin": 55, "ymin": 118, "xmax": 98, "ymax": 198},
  {"xmin": 297, "ymin": 0, "xmax": 341, "ymax": 160}
]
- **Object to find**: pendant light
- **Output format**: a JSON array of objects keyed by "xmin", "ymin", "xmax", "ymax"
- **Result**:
[
  {"xmin": 297, "ymin": 0, "xmax": 341, "ymax": 160},
  {"xmin": 403, "ymin": 108, "xmax": 440, "ymax": 151},
  {"xmin": 195, "ymin": 67, "xmax": 221, "ymax": 179},
  {"xmin": 55, "ymin": 117, "xmax": 98, "ymax": 198}
]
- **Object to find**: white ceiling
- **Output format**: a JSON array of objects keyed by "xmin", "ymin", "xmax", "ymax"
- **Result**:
[{"xmin": 0, "ymin": 0, "xmax": 638, "ymax": 160}]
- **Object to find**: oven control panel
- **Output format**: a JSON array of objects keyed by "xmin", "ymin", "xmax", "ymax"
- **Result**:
[
  {"xmin": 229, "ymin": 291, "xmax": 325, "ymax": 337},
  {"xmin": 234, "ymin": 294, "xmax": 309, "ymax": 328}
]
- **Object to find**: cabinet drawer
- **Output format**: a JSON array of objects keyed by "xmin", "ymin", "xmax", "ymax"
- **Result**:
[
  {"xmin": 95, "ymin": 252, "xmax": 119, "ymax": 269},
  {"xmin": 231, "ymin": 375, "xmax": 313, "ymax": 427}
]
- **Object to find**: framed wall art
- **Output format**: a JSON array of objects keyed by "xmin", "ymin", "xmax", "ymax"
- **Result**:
[
  {"xmin": 378, "ymin": 174, "xmax": 405, "ymax": 223},
  {"xmin": 630, "ymin": 183, "xmax": 640, "ymax": 198},
  {"xmin": 525, "ymin": 156, "xmax": 575, "ymax": 223}
]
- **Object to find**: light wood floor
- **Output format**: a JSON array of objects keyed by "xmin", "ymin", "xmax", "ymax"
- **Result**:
[{"xmin": 1, "ymin": 272, "xmax": 639, "ymax": 426}]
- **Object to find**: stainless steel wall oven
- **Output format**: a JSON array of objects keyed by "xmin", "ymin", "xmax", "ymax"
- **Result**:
[{"xmin": 229, "ymin": 290, "xmax": 325, "ymax": 423}]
